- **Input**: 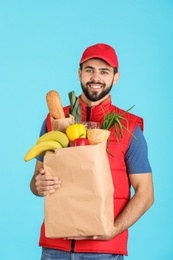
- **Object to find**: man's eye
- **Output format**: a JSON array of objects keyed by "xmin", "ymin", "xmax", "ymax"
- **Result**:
[
  {"xmin": 101, "ymin": 70, "xmax": 108, "ymax": 74},
  {"xmin": 86, "ymin": 69, "xmax": 94, "ymax": 73}
]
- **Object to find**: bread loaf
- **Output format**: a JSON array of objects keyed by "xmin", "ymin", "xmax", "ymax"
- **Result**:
[{"xmin": 46, "ymin": 90, "xmax": 65, "ymax": 119}]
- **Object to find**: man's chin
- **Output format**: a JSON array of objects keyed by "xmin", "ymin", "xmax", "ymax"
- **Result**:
[{"xmin": 87, "ymin": 95, "xmax": 103, "ymax": 102}]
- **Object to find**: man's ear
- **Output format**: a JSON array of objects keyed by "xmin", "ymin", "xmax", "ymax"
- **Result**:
[
  {"xmin": 113, "ymin": 72, "xmax": 120, "ymax": 85},
  {"xmin": 78, "ymin": 68, "xmax": 82, "ymax": 81}
]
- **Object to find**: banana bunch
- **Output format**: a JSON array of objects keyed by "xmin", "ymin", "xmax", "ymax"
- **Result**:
[{"xmin": 24, "ymin": 131, "xmax": 69, "ymax": 162}]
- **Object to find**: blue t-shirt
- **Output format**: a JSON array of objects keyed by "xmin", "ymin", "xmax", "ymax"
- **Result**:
[
  {"xmin": 125, "ymin": 125, "xmax": 152, "ymax": 174},
  {"xmin": 37, "ymin": 120, "xmax": 152, "ymax": 174}
]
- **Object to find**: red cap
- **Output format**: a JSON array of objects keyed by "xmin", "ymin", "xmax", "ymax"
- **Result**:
[{"xmin": 80, "ymin": 43, "xmax": 118, "ymax": 68}]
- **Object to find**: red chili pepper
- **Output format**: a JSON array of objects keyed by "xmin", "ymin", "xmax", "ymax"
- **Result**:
[{"xmin": 70, "ymin": 138, "xmax": 90, "ymax": 147}]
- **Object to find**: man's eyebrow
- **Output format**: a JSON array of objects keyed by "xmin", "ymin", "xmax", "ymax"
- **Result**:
[
  {"xmin": 84, "ymin": 66, "xmax": 95, "ymax": 69},
  {"xmin": 99, "ymin": 68, "xmax": 110, "ymax": 71},
  {"xmin": 84, "ymin": 66, "xmax": 110, "ymax": 71}
]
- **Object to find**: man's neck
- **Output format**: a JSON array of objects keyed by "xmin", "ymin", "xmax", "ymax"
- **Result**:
[{"xmin": 80, "ymin": 93, "xmax": 110, "ymax": 107}]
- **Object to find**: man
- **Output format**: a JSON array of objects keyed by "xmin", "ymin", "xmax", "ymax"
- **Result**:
[{"xmin": 30, "ymin": 43, "xmax": 154, "ymax": 260}]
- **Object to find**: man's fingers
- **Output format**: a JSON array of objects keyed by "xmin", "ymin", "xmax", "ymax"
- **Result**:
[
  {"xmin": 38, "ymin": 168, "xmax": 45, "ymax": 174},
  {"xmin": 35, "ymin": 170, "xmax": 61, "ymax": 196},
  {"xmin": 37, "ymin": 178, "xmax": 61, "ymax": 186},
  {"xmin": 39, "ymin": 189, "xmax": 55, "ymax": 197}
]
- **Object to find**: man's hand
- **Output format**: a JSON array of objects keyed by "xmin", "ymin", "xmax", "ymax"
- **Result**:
[
  {"xmin": 30, "ymin": 160, "xmax": 61, "ymax": 196},
  {"xmin": 65, "ymin": 227, "xmax": 117, "ymax": 241},
  {"xmin": 35, "ymin": 168, "xmax": 61, "ymax": 196}
]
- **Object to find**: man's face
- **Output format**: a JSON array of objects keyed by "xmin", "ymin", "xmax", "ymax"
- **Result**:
[{"xmin": 78, "ymin": 59, "xmax": 119, "ymax": 102}]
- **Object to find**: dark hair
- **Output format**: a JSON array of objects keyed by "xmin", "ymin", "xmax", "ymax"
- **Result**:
[{"xmin": 79, "ymin": 59, "xmax": 118, "ymax": 75}]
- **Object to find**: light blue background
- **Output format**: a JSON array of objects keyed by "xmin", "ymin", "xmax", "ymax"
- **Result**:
[{"xmin": 0, "ymin": 1, "xmax": 172, "ymax": 259}]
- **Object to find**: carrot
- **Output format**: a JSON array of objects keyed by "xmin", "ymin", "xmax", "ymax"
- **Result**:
[{"xmin": 46, "ymin": 90, "xmax": 65, "ymax": 119}]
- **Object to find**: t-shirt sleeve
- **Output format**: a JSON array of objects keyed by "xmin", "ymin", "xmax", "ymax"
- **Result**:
[
  {"xmin": 125, "ymin": 125, "xmax": 152, "ymax": 174},
  {"xmin": 36, "ymin": 119, "xmax": 47, "ymax": 162}
]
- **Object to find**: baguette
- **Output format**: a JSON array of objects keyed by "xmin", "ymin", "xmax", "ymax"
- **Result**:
[{"xmin": 46, "ymin": 90, "xmax": 65, "ymax": 119}]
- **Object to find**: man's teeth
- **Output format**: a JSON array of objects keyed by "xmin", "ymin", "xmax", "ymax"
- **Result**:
[{"xmin": 90, "ymin": 85, "xmax": 101, "ymax": 89}]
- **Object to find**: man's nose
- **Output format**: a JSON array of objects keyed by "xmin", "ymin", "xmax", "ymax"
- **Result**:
[{"xmin": 90, "ymin": 71, "xmax": 101, "ymax": 81}]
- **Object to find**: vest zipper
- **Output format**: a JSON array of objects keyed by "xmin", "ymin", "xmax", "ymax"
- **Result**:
[
  {"xmin": 71, "ymin": 239, "xmax": 75, "ymax": 252},
  {"xmin": 86, "ymin": 107, "xmax": 91, "ymax": 121},
  {"xmin": 70, "ymin": 107, "xmax": 90, "ymax": 253}
]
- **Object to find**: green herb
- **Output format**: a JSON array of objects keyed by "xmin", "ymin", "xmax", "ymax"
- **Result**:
[{"xmin": 101, "ymin": 105, "xmax": 137, "ymax": 142}]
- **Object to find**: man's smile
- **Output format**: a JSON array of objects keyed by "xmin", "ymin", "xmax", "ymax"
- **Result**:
[
  {"xmin": 87, "ymin": 82, "xmax": 105, "ymax": 91},
  {"xmin": 90, "ymin": 85, "xmax": 102, "ymax": 89}
]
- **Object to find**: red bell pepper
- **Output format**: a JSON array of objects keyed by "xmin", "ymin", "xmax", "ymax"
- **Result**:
[{"xmin": 70, "ymin": 138, "xmax": 90, "ymax": 147}]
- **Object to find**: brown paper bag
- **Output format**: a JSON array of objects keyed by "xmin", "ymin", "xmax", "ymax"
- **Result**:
[
  {"xmin": 50, "ymin": 114, "xmax": 74, "ymax": 133},
  {"xmin": 43, "ymin": 141, "xmax": 114, "ymax": 238}
]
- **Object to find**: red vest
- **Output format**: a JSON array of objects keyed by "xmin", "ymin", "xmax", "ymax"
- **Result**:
[{"xmin": 39, "ymin": 96, "xmax": 143, "ymax": 256}]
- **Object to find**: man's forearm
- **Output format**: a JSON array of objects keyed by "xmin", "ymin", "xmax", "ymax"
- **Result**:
[
  {"xmin": 30, "ymin": 174, "xmax": 41, "ymax": 196},
  {"xmin": 30, "ymin": 160, "xmax": 43, "ymax": 196},
  {"xmin": 113, "ymin": 179, "xmax": 154, "ymax": 236}
]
